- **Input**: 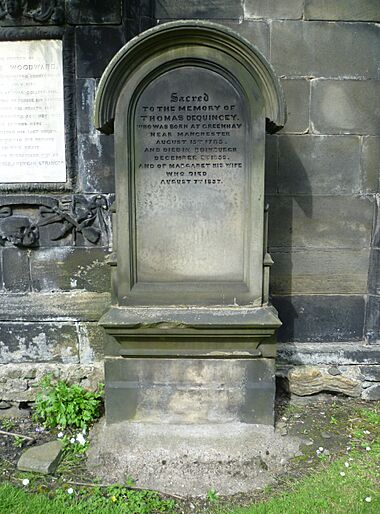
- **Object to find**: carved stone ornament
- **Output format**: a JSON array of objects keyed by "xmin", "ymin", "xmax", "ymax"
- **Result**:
[
  {"xmin": 0, "ymin": 195, "xmax": 109, "ymax": 247},
  {"xmin": 0, "ymin": 0, "xmax": 64, "ymax": 25}
]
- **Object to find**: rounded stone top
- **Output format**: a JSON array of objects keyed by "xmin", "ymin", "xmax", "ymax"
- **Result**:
[{"xmin": 94, "ymin": 20, "xmax": 286, "ymax": 135}]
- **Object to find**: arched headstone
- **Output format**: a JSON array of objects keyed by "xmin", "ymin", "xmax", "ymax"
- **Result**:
[{"xmin": 95, "ymin": 21, "xmax": 286, "ymax": 426}]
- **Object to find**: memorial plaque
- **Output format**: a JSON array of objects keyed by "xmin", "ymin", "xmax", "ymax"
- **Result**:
[
  {"xmin": 135, "ymin": 67, "xmax": 247, "ymax": 282},
  {"xmin": 0, "ymin": 40, "xmax": 66, "ymax": 183}
]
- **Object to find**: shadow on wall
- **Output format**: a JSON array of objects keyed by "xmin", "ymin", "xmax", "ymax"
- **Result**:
[{"xmin": 266, "ymin": 134, "xmax": 313, "ymax": 343}]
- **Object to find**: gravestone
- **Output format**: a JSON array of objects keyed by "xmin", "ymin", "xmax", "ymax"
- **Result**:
[{"xmin": 91, "ymin": 21, "xmax": 287, "ymax": 491}]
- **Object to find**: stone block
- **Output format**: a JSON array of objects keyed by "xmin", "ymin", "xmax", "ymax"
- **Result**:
[
  {"xmin": 287, "ymin": 365, "xmax": 362, "ymax": 397},
  {"xmin": 272, "ymin": 295, "xmax": 365, "ymax": 343},
  {"xmin": 278, "ymin": 342, "xmax": 380, "ymax": 366},
  {"xmin": 2, "ymin": 248, "xmax": 30, "ymax": 293},
  {"xmin": 271, "ymin": 249, "xmax": 370, "ymax": 294},
  {"xmin": 215, "ymin": 20, "xmax": 269, "ymax": 58},
  {"xmin": 361, "ymin": 137, "xmax": 380, "ymax": 194},
  {"xmin": 362, "ymin": 384, "xmax": 380, "ymax": 400},
  {"xmin": 305, "ymin": 0, "xmax": 380, "ymax": 21},
  {"xmin": 265, "ymin": 135, "xmax": 278, "ymax": 194},
  {"xmin": 67, "ymin": 0, "xmax": 122, "ymax": 25},
  {"xmin": 76, "ymin": 27, "xmax": 125, "ymax": 79},
  {"xmin": 373, "ymin": 195, "xmax": 380, "ymax": 248},
  {"xmin": 310, "ymin": 79, "xmax": 380, "ymax": 135},
  {"xmin": 126, "ymin": 0, "xmax": 154, "ymax": 18},
  {"xmin": 77, "ymin": 322, "xmax": 107, "ymax": 363},
  {"xmin": 268, "ymin": 195, "xmax": 374, "ymax": 249},
  {"xmin": 271, "ymin": 21, "xmax": 380, "ymax": 78},
  {"xmin": 0, "ymin": 292, "xmax": 110, "ymax": 322},
  {"xmin": 77, "ymin": 134, "xmax": 115, "ymax": 193},
  {"xmin": 155, "ymin": 1, "xmax": 243, "ymax": 19},
  {"xmin": 30, "ymin": 247, "xmax": 111, "ymax": 293},
  {"xmin": 105, "ymin": 357, "xmax": 276, "ymax": 425},
  {"xmin": 281, "ymin": 79, "xmax": 310, "ymax": 133},
  {"xmin": 368, "ymin": 250, "xmax": 380, "ymax": 295},
  {"xmin": 365, "ymin": 295, "xmax": 380, "ymax": 344},
  {"xmin": 76, "ymin": 78, "xmax": 97, "ymax": 135},
  {"xmin": 360, "ymin": 365, "xmax": 380, "ymax": 382},
  {"xmin": 278, "ymin": 135, "xmax": 361, "ymax": 194},
  {"xmin": 0, "ymin": 322, "xmax": 79, "ymax": 364},
  {"xmin": 244, "ymin": 0, "xmax": 304, "ymax": 19},
  {"xmin": 17, "ymin": 441, "xmax": 63, "ymax": 475},
  {"xmin": 0, "ymin": 363, "xmax": 104, "ymax": 402}
]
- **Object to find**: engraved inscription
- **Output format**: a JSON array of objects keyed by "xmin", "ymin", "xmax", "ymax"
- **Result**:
[
  {"xmin": 134, "ymin": 67, "xmax": 247, "ymax": 282},
  {"xmin": 0, "ymin": 40, "xmax": 66, "ymax": 183}
]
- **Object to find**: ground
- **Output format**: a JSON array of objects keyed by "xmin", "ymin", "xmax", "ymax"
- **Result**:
[{"xmin": 0, "ymin": 394, "xmax": 379, "ymax": 513}]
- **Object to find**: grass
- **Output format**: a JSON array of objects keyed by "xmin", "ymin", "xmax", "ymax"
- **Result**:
[
  {"xmin": 0, "ymin": 404, "xmax": 378, "ymax": 513},
  {"xmin": 229, "ymin": 406, "xmax": 380, "ymax": 514},
  {"xmin": 0, "ymin": 483, "xmax": 175, "ymax": 513}
]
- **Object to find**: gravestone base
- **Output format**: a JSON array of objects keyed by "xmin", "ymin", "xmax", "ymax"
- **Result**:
[
  {"xmin": 87, "ymin": 420, "xmax": 301, "ymax": 496},
  {"xmin": 104, "ymin": 356, "xmax": 276, "ymax": 425}
]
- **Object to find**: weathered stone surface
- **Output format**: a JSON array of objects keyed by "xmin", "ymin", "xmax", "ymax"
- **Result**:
[
  {"xmin": 278, "ymin": 135, "xmax": 361, "ymax": 194},
  {"xmin": 268, "ymin": 196, "xmax": 374, "ymax": 249},
  {"xmin": 0, "ymin": 401, "xmax": 11, "ymax": 409},
  {"xmin": 278, "ymin": 342, "xmax": 380, "ymax": 366},
  {"xmin": 30, "ymin": 248, "xmax": 111, "ymax": 293},
  {"xmin": 77, "ymin": 134, "xmax": 115, "ymax": 193},
  {"xmin": 373, "ymin": 195, "xmax": 380, "ymax": 248},
  {"xmin": 67, "ymin": 0, "xmax": 122, "ymax": 25},
  {"xmin": 0, "ymin": 322, "xmax": 79, "ymax": 364},
  {"xmin": 287, "ymin": 366, "xmax": 362, "ymax": 397},
  {"xmin": 0, "ymin": 292, "xmax": 110, "ymax": 322},
  {"xmin": 215, "ymin": 20, "xmax": 269, "ymax": 58},
  {"xmin": 105, "ymin": 358, "xmax": 276, "ymax": 425},
  {"xmin": 76, "ymin": 27, "xmax": 125, "ymax": 78},
  {"xmin": 76, "ymin": 78, "xmax": 97, "ymax": 135},
  {"xmin": 244, "ymin": 0, "xmax": 304, "ymax": 19},
  {"xmin": 368, "ymin": 250, "xmax": 380, "ymax": 295},
  {"xmin": 0, "ymin": 363, "xmax": 103, "ymax": 402},
  {"xmin": 272, "ymin": 295, "xmax": 365, "ymax": 343},
  {"xmin": 271, "ymin": 249, "xmax": 370, "ymax": 294},
  {"xmin": 362, "ymin": 384, "xmax": 380, "ymax": 400},
  {"xmin": 360, "ymin": 365, "xmax": 380, "ymax": 382},
  {"xmin": 77, "ymin": 323, "xmax": 107, "ymax": 363},
  {"xmin": 365, "ymin": 295, "xmax": 380, "ymax": 344},
  {"xmin": 155, "ymin": 1, "xmax": 243, "ymax": 19},
  {"xmin": 88, "ymin": 420, "xmax": 301, "ymax": 496},
  {"xmin": 311, "ymin": 79, "xmax": 380, "ymax": 135},
  {"xmin": 305, "ymin": 0, "xmax": 380, "ymax": 21},
  {"xmin": 361, "ymin": 137, "xmax": 380, "ymax": 194},
  {"xmin": 265, "ymin": 135, "xmax": 278, "ymax": 194},
  {"xmin": 271, "ymin": 22, "xmax": 380, "ymax": 78},
  {"xmin": 281, "ymin": 79, "xmax": 310, "ymax": 133},
  {"xmin": 17, "ymin": 441, "xmax": 63, "ymax": 475},
  {"xmin": 2, "ymin": 248, "xmax": 30, "ymax": 293}
]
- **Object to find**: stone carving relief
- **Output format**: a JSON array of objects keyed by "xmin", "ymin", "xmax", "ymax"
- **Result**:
[
  {"xmin": 0, "ymin": 0, "xmax": 64, "ymax": 25},
  {"xmin": 0, "ymin": 195, "xmax": 109, "ymax": 247}
]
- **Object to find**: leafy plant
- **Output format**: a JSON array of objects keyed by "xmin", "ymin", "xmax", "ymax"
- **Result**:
[
  {"xmin": 207, "ymin": 488, "xmax": 218, "ymax": 502},
  {"xmin": 32, "ymin": 374, "xmax": 103, "ymax": 430},
  {"xmin": 1, "ymin": 419, "xmax": 15, "ymax": 431},
  {"xmin": 12, "ymin": 436, "xmax": 24, "ymax": 448}
]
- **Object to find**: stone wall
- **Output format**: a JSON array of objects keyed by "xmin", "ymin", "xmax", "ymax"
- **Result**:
[{"xmin": 0, "ymin": 1, "xmax": 379, "ymax": 407}]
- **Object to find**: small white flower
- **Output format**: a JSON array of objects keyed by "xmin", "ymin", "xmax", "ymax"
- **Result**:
[
  {"xmin": 349, "ymin": 457, "xmax": 353, "ymax": 461},
  {"xmin": 76, "ymin": 433, "xmax": 86, "ymax": 445},
  {"xmin": 70, "ymin": 437, "xmax": 75, "ymax": 444},
  {"xmin": 365, "ymin": 497, "xmax": 372, "ymax": 503},
  {"xmin": 82, "ymin": 428, "xmax": 86, "ymax": 434},
  {"xmin": 67, "ymin": 487, "xmax": 74, "ymax": 495},
  {"xmin": 22, "ymin": 479, "xmax": 29, "ymax": 486},
  {"xmin": 316, "ymin": 449, "xmax": 321, "ymax": 455},
  {"xmin": 366, "ymin": 446, "xmax": 371, "ymax": 451},
  {"xmin": 339, "ymin": 472, "xmax": 346, "ymax": 477},
  {"xmin": 57, "ymin": 432, "xmax": 64, "ymax": 438},
  {"xmin": 318, "ymin": 447, "xmax": 324, "ymax": 452},
  {"xmin": 347, "ymin": 446, "xmax": 351, "ymax": 451},
  {"xmin": 348, "ymin": 434, "xmax": 352, "ymax": 438},
  {"xmin": 363, "ymin": 430, "xmax": 370, "ymax": 435},
  {"xmin": 344, "ymin": 462, "xmax": 349, "ymax": 468}
]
